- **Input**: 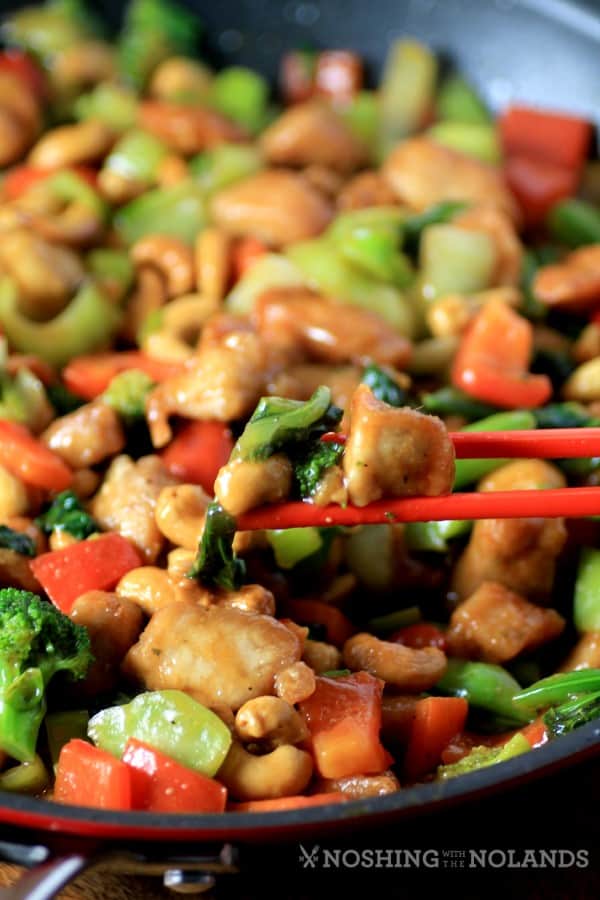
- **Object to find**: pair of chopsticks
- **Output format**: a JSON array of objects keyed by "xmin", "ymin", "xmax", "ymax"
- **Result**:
[{"xmin": 237, "ymin": 428, "xmax": 600, "ymax": 531}]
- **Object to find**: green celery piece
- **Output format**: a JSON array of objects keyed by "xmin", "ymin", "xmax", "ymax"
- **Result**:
[
  {"xmin": 403, "ymin": 201, "xmax": 467, "ymax": 254},
  {"xmin": 574, "ymin": 549, "xmax": 600, "ymax": 632},
  {"xmin": 419, "ymin": 224, "xmax": 496, "ymax": 301},
  {"xmin": 547, "ymin": 199, "xmax": 600, "ymax": 248},
  {"xmin": 45, "ymin": 169, "xmax": 107, "ymax": 219},
  {"xmin": 187, "ymin": 501, "xmax": 246, "ymax": 591},
  {"xmin": 379, "ymin": 39, "xmax": 437, "ymax": 156},
  {"xmin": 210, "ymin": 67, "xmax": 269, "ymax": 133},
  {"xmin": 404, "ymin": 519, "xmax": 472, "ymax": 553},
  {"xmin": 338, "ymin": 91, "xmax": 379, "ymax": 148},
  {"xmin": 45, "ymin": 710, "xmax": 88, "ymax": 769},
  {"xmin": 422, "ymin": 387, "xmax": 498, "ymax": 420},
  {"xmin": 232, "ymin": 386, "xmax": 336, "ymax": 462},
  {"xmin": 88, "ymin": 690, "xmax": 231, "ymax": 776},
  {"xmin": 437, "ymin": 732, "xmax": 530, "ymax": 780},
  {"xmin": 0, "ymin": 754, "xmax": 49, "ymax": 793},
  {"xmin": 0, "ymin": 279, "xmax": 121, "ymax": 369},
  {"xmin": 86, "ymin": 248, "xmax": 134, "ymax": 303},
  {"xmin": 114, "ymin": 181, "xmax": 207, "ymax": 245},
  {"xmin": 190, "ymin": 143, "xmax": 263, "ymax": 194},
  {"xmin": 453, "ymin": 410, "xmax": 537, "ymax": 489},
  {"xmin": 437, "ymin": 659, "xmax": 531, "ymax": 725},
  {"xmin": 427, "ymin": 121, "xmax": 501, "ymax": 164},
  {"xmin": 436, "ymin": 75, "xmax": 492, "ymax": 125},
  {"xmin": 74, "ymin": 83, "xmax": 138, "ymax": 132},
  {"xmin": 287, "ymin": 238, "xmax": 417, "ymax": 336},
  {"xmin": 513, "ymin": 669, "xmax": 600, "ymax": 711},
  {"xmin": 328, "ymin": 208, "xmax": 413, "ymax": 287},
  {"xmin": 367, "ymin": 606, "xmax": 421, "ymax": 633},
  {"xmin": 267, "ymin": 528, "xmax": 323, "ymax": 570},
  {"xmin": 225, "ymin": 253, "xmax": 304, "ymax": 315},
  {"xmin": 104, "ymin": 129, "xmax": 169, "ymax": 184}
]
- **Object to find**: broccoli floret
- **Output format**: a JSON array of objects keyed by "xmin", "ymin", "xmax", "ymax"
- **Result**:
[
  {"xmin": 36, "ymin": 490, "xmax": 98, "ymax": 541},
  {"xmin": 293, "ymin": 440, "xmax": 344, "ymax": 499},
  {"xmin": 0, "ymin": 525, "xmax": 36, "ymax": 557},
  {"xmin": 187, "ymin": 502, "xmax": 246, "ymax": 592},
  {"xmin": 0, "ymin": 589, "xmax": 92, "ymax": 762},
  {"xmin": 102, "ymin": 369, "xmax": 155, "ymax": 421},
  {"xmin": 544, "ymin": 691, "xmax": 600, "ymax": 738},
  {"xmin": 361, "ymin": 363, "xmax": 407, "ymax": 407}
]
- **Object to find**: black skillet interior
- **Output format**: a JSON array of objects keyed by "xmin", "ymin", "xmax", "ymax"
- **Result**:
[{"xmin": 0, "ymin": 0, "xmax": 600, "ymax": 848}]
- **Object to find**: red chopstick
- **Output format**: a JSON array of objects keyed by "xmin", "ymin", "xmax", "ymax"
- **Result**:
[{"xmin": 235, "ymin": 428, "xmax": 600, "ymax": 531}]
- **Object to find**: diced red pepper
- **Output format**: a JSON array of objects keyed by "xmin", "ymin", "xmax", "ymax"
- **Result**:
[
  {"xmin": 391, "ymin": 623, "xmax": 447, "ymax": 652},
  {"xmin": 231, "ymin": 236, "xmax": 268, "ymax": 281},
  {"xmin": 122, "ymin": 739, "xmax": 227, "ymax": 814},
  {"xmin": 161, "ymin": 420, "xmax": 234, "ymax": 495},
  {"xmin": 500, "ymin": 105, "xmax": 592, "ymax": 172},
  {"xmin": 280, "ymin": 50, "xmax": 317, "ymax": 104},
  {"xmin": 62, "ymin": 352, "xmax": 182, "ymax": 400},
  {"xmin": 404, "ymin": 696, "xmax": 469, "ymax": 780},
  {"xmin": 0, "ymin": 420, "xmax": 72, "ymax": 491},
  {"xmin": 299, "ymin": 672, "xmax": 391, "ymax": 779},
  {"xmin": 284, "ymin": 598, "xmax": 355, "ymax": 647},
  {"xmin": 504, "ymin": 154, "xmax": 579, "ymax": 227},
  {"xmin": 314, "ymin": 51, "xmax": 363, "ymax": 101},
  {"xmin": 30, "ymin": 533, "xmax": 142, "ymax": 613},
  {"xmin": 2, "ymin": 165, "xmax": 98, "ymax": 200},
  {"xmin": 452, "ymin": 299, "xmax": 552, "ymax": 408},
  {"xmin": 228, "ymin": 793, "xmax": 347, "ymax": 813},
  {"xmin": 54, "ymin": 739, "xmax": 132, "ymax": 811},
  {"xmin": 0, "ymin": 51, "xmax": 47, "ymax": 99}
]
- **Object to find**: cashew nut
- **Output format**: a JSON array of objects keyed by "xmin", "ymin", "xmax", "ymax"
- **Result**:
[
  {"xmin": 155, "ymin": 483, "xmax": 211, "ymax": 550},
  {"xmin": 302, "ymin": 639, "xmax": 343, "ymax": 675},
  {"xmin": 116, "ymin": 565, "xmax": 208, "ymax": 615},
  {"xmin": 195, "ymin": 227, "xmax": 232, "ymax": 302},
  {"xmin": 0, "ymin": 465, "xmax": 28, "ymax": 521},
  {"xmin": 149, "ymin": 57, "xmax": 213, "ymax": 101},
  {"xmin": 29, "ymin": 120, "xmax": 115, "ymax": 169},
  {"xmin": 121, "ymin": 267, "xmax": 168, "ymax": 343},
  {"xmin": 274, "ymin": 661, "xmax": 316, "ymax": 705},
  {"xmin": 214, "ymin": 455, "xmax": 293, "ymax": 517},
  {"xmin": 343, "ymin": 633, "xmax": 447, "ymax": 691},
  {"xmin": 235, "ymin": 696, "xmax": 308, "ymax": 746},
  {"xmin": 217, "ymin": 741, "xmax": 313, "ymax": 801},
  {"xmin": 52, "ymin": 41, "xmax": 116, "ymax": 94},
  {"xmin": 131, "ymin": 235, "xmax": 195, "ymax": 298}
]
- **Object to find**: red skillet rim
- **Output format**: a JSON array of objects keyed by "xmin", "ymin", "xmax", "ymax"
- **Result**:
[{"xmin": 0, "ymin": 718, "xmax": 597, "ymax": 841}]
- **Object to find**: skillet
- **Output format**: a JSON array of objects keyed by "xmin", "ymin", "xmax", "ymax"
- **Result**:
[{"xmin": 0, "ymin": 0, "xmax": 599, "ymax": 895}]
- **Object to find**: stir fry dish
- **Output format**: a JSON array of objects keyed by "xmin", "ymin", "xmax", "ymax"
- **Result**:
[{"xmin": 0, "ymin": 0, "xmax": 600, "ymax": 816}]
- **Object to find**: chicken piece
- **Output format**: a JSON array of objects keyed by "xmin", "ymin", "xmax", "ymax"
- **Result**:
[
  {"xmin": 343, "ymin": 384, "xmax": 455, "ymax": 507},
  {"xmin": 214, "ymin": 455, "xmax": 293, "ymax": 516},
  {"xmin": 41, "ymin": 402, "xmax": 125, "ymax": 469},
  {"xmin": 316, "ymin": 771, "xmax": 401, "ymax": 798},
  {"xmin": 446, "ymin": 581, "xmax": 565, "ymax": 663},
  {"xmin": 452, "ymin": 460, "xmax": 567, "ymax": 601},
  {"xmin": 560, "ymin": 633, "xmax": 600, "ymax": 671},
  {"xmin": 337, "ymin": 170, "xmax": 399, "ymax": 211},
  {"xmin": 533, "ymin": 245, "xmax": 600, "ymax": 311},
  {"xmin": 382, "ymin": 137, "xmax": 518, "ymax": 221},
  {"xmin": 210, "ymin": 169, "xmax": 333, "ymax": 248},
  {"xmin": 70, "ymin": 590, "xmax": 144, "ymax": 695},
  {"xmin": 253, "ymin": 288, "xmax": 412, "ymax": 368},
  {"xmin": 454, "ymin": 204, "xmax": 523, "ymax": 286},
  {"xmin": 260, "ymin": 101, "xmax": 368, "ymax": 173},
  {"xmin": 146, "ymin": 317, "xmax": 269, "ymax": 447},
  {"xmin": 91, "ymin": 455, "xmax": 177, "ymax": 562},
  {"xmin": 123, "ymin": 603, "xmax": 303, "ymax": 711}
]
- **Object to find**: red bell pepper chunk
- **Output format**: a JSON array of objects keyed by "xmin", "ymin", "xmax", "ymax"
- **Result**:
[
  {"xmin": 0, "ymin": 420, "xmax": 72, "ymax": 491},
  {"xmin": 161, "ymin": 420, "xmax": 234, "ymax": 494},
  {"xmin": 122, "ymin": 738, "xmax": 227, "ymax": 813},
  {"xmin": 30, "ymin": 533, "xmax": 142, "ymax": 613},
  {"xmin": 62, "ymin": 352, "xmax": 182, "ymax": 400},
  {"xmin": 391, "ymin": 623, "xmax": 447, "ymax": 652},
  {"xmin": 404, "ymin": 696, "xmax": 469, "ymax": 780},
  {"xmin": 0, "ymin": 51, "xmax": 47, "ymax": 99},
  {"xmin": 283, "ymin": 598, "xmax": 355, "ymax": 648},
  {"xmin": 228, "ymin": 792, "xmax": 347, "ymax": 813},
  {"xmin": 299, "ymin": 672, "xmax": 391, "ymax": 779},
  {"xmin": 55, "ymin": 739, "xmax": 133, "ymax": 811},
  {"xmin": 3, "ymin": 165, "xmax": 98, "ymax": 200},
  {"xmin": 504, "ymin": 154, "xmax": 579, "ymax": 227},
  {"xmin": 451, "ymin": 299, "xmax": 552, "ymax": 409},
  {"xmin": 500, "ymin": 105, "xmax": 592, "ymax": 172},
  {"xmin": 231, "ymin": 236, "xmax": 268, "ymax": 281}
]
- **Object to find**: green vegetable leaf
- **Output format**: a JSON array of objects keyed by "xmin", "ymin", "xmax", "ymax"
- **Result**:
[
  {"xmin": 187, "ymin": 502, "xmax": 246, "ymax": 591},
  {"xmin": 36, "ymin": 491, "xmax": 97, "ymax": 541},
  {"xmin": 0, "ymin": 526, "xmax": 35, "ymax": 558},
  {"xmin": 361, "ymin": 362, "xmax": 406, "ymax": 407},
  {"xmin": 292, "ymin": 440, "xmax": 344, "ymax": 500},
  {"xmin": 544, "ymin": 690, "xmax": 600, "ymax": 738}
]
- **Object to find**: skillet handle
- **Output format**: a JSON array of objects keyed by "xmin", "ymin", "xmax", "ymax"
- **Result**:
[{"xmin": 1, "ymin": 854, "xmax": 91, "ymax": 900}]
